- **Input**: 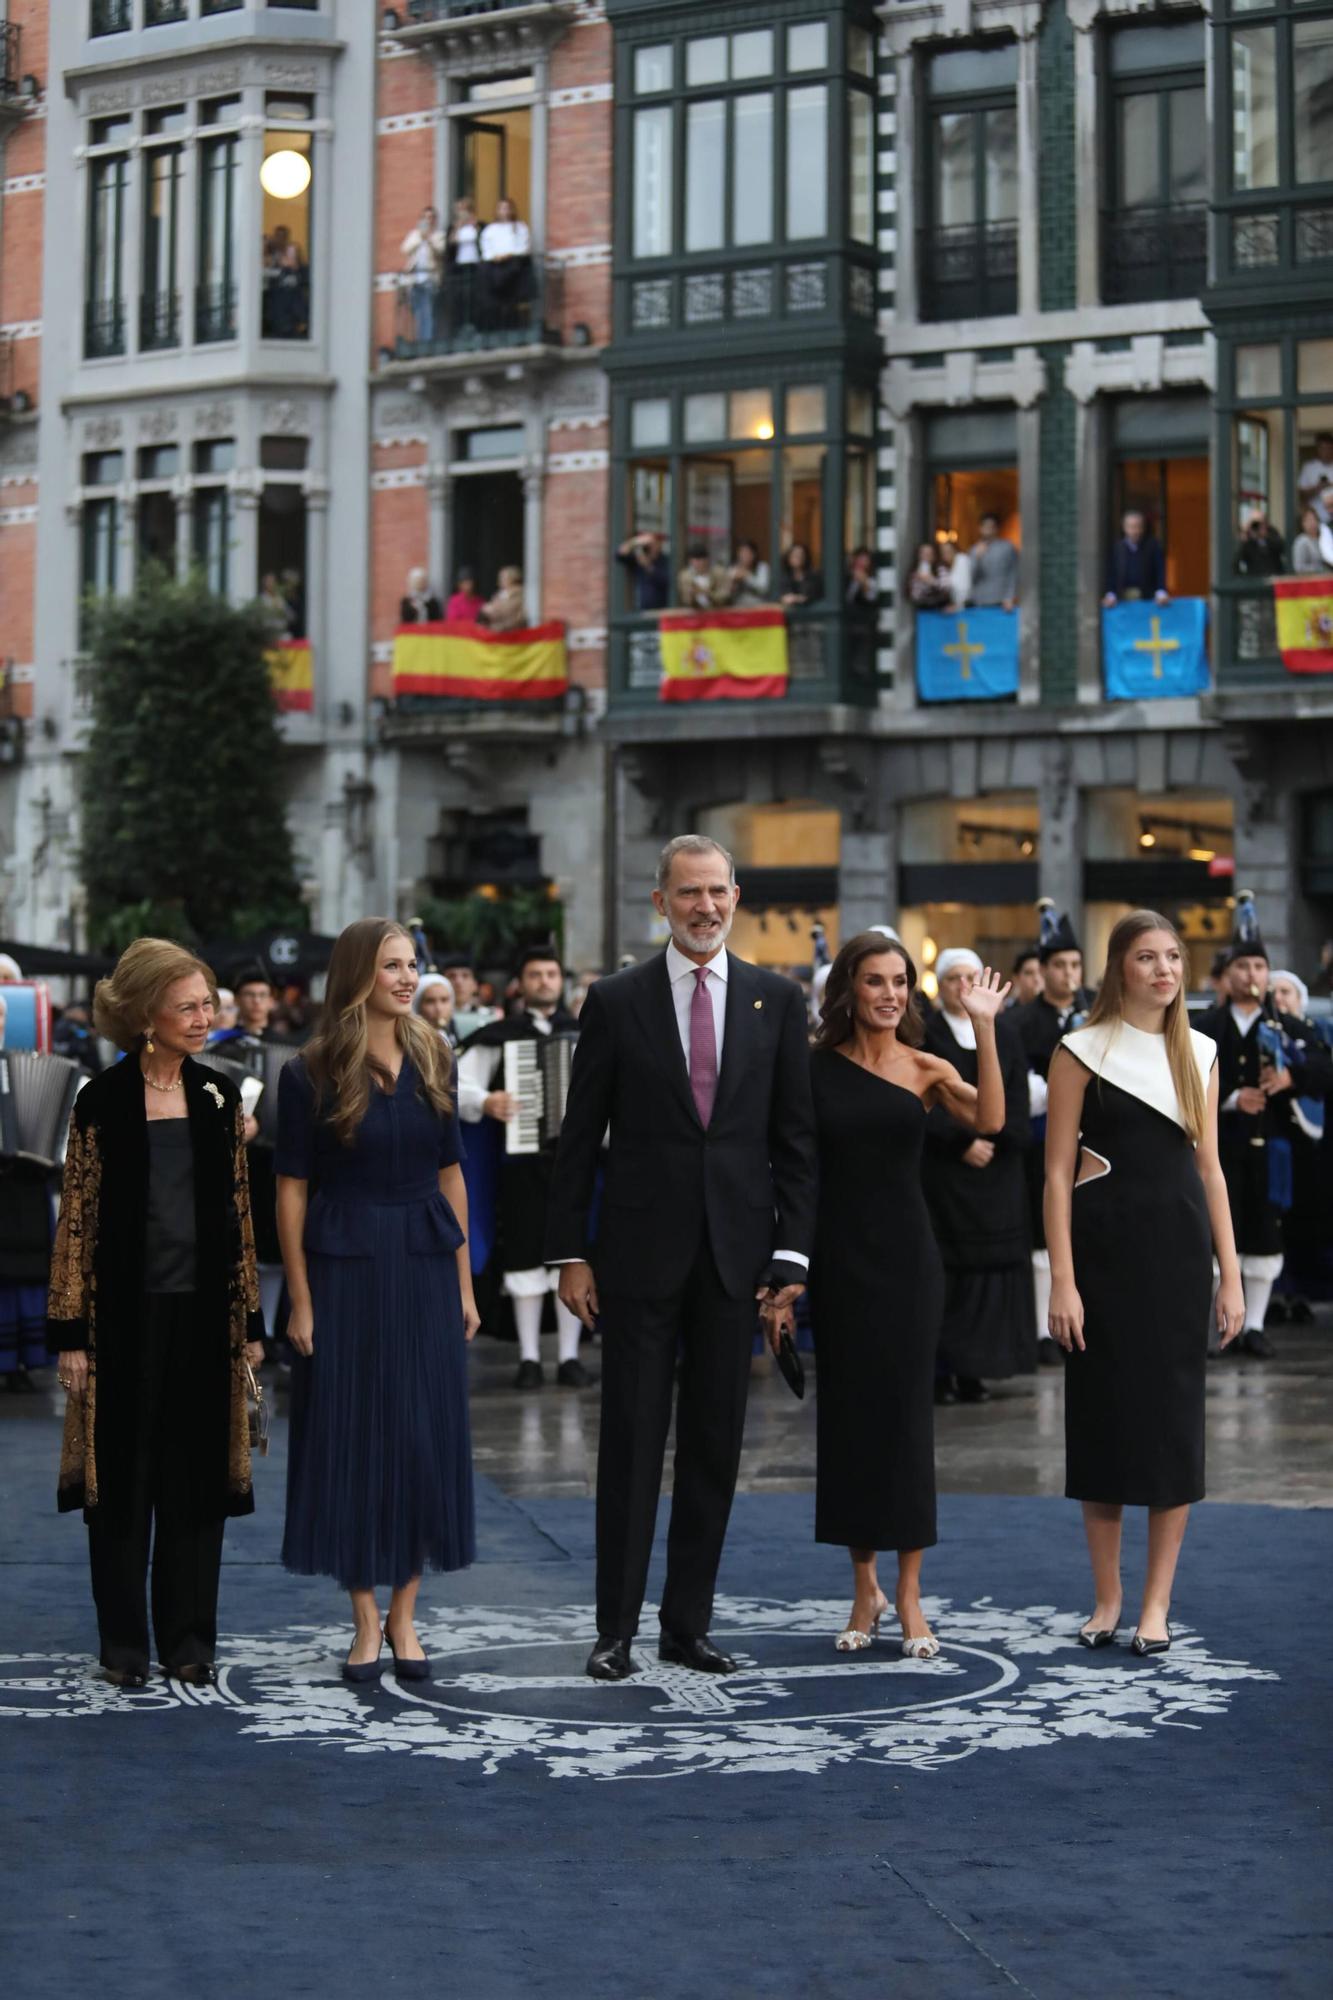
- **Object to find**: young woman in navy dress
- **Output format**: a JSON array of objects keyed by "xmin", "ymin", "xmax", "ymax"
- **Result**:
[
  {"xmin": 1046, "ymin": 911, "xmax": 1244, "ymax": 1656},
  {"xmin": 276, "ymin": 919, "xmax": 479, "ymax": 1683}
]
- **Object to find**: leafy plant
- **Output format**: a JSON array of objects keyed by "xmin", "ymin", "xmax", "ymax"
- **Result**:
[{"xmin": 413, "ymin": 886, "xmax": 563, "ymax": 972}]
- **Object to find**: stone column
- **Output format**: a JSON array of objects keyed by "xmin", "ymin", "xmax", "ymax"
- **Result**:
[
  {"xmin": 531, "ymin": 51, "xmax": 550, "ymax": 255},
  {"xmin": 1074, "ymin": 392, "xmax": 1106, "ymax": 703},
  {"xmin": 426, "ymin": 461, "xmax": 452, "ymax": 602},
  {"xmin": 887, "ymin": 55, "xmax": 917, "ymax": 325},
  {"xmin": 173, "ymin": 475, "xmax": 193, "ymax": 578},
  {"xmin": 1017, "ymin": 404, "xmax": 1042, "ymax": 702},
  {"xmin": 1016, "ymin": 30, "xmax": 1041, "ymax": 320},
  {"xmin": 302, "ymin": 482, "xmax": 332, "ymax": 718},
  {"xmin": 1071, "ymin": 16, "xmax": 1100, "ymax": 310},
  {"xmin": 1037, "ymin": 738, "xmax": 1082, "ymax": 923},
  {"xmin": 522, "ymin": 463, "xmax": 544, "ymax": 623},
  {"xmin": 231, "ymin": 477, "xmax": 262, "ymax": 608}
]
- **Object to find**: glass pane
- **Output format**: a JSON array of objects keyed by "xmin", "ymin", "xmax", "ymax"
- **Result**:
[
  {"xmin": 83, "ymin": 500, "xmax": 118, "ymax": 596},
  {"xmin": 144, "ymin": 150, "xmax": 181, "ymax": 296},
  {"xmin": 1118, "ymin": 95, "xmax": 1160, "ymax": 207},
  {"xmin": 631, "ymin": 397, "xmax": 671, "ymax": 448},
  {"xmin": 629, "ymin": 461, "xmax": 671, "ymax": 539},
  {"xmin": 687, "ymin": 37, "xmax": 728, "ymax": 88},
  {"xmin": 685, "ymin": 99, "xmax": 726, "ymax": 252},
  {"xmin": 848, "ymin": 25, "xmax": 874, "ymax": 79},
  {"xmin": 849, "ymin": 89, "xmax": 873, "ymax": 242},
  {"xmin": 261, "ymin": 131, "xmax": 312, "ymax": 341},
  {"xmin": 845, "ymin": 449, "xmax": 873, "ymax": 558},
  {"xmin": 634, "ymin": 44, "xmax": 671, "ymax": 94},
  {"xmin": 1168, "ymin": 87, "xmax": 1207, "ymax": 204},
  {"xmin": 684, "ymin": 392, "xmax": 726, "ymax": 441},
  {"xmin": 984, "ymin": 104, "xmax": 1019, "ymax": 223},
  {"xmin": 138, "ymin": 491, "xmax": 177, "ymax": 573},
  {"xmin": 786, "ymin": 85, "xmax": 828, "ymax": 239},
  {"xmin": 929, "ymin": 45, "xmax": 1019, "ymax": 94},
  {"xmin": 1298, "ymin": 340, "xmax": 1333, "ymax": 393},
  {"xmin": 1294, "ymin": 20, "xmax": 1333, "ymax": 186},
  {"xmin": 1231, "ymin": 28, "xmax": 1278, "ymax": 190},
  {"xmin": 730, "ymin": 389, "xmax": 774, "ymax": 441},
  {"xmin": 90, "ymin": 158, "xmax": 125, "ymax": 307},
  {"xmin": 732, "ymin": 30, "xmax": 773, "ymax": 80},
  {"xmin": 1236, "ymin": 342, "xmax": 1281, "ymax": 398},
  {"xmin": 786, "ymin": 385, "xmax": 826, "ymax": 434},
  {"xmin": 632, "ymin": 107, "xmax": 673, "ymax": 257},
  {"xmin": 847, "ymin": 385, "xmax": 875, "ymax": 435},
  {"xmin": 787, "ymin": 22, "xmax": 828, "ymax": 73},
  {"xmin": 1233, "ymin": 409, "xmax": 1286, "ymax": 537},
  {"xmin": 1109, "ymin": 21, "xmax": 1205, "ymax": 73},
  {"xmin": 933, "ymin": 111, "xmax": 975, "ymax": 228},
  {"xmin": 733, "ymin": 94, "xmax": 774, "ymax": 246},
  {"xmin": 1297, "ymin": 416, "xmax": 1333, "ymax": 521},
  {"xmin": 780, "ymin": 445, "xmax": 826, "ymax": 574}
]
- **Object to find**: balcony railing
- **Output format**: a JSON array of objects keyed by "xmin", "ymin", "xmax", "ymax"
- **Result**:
[
  {"xmin": 1102, "ymin": 204, "xmax": 1206, "ymax": 305},
  {"xmin": 90, "ymin": 0, "xmax": 133, "ymax": 34},
  {"xmin": 394, "ymin": 258, "xmax": 561, "ymax": 360},
  {"xmin": 917, "ymin": 221, "xmax": 1018, "ymax": 322},
  {"xmin": 195, "ymin": 281, "xmax": 238, "ymax": 344},
  {"xmin": 85, "ymin": 300, "xmax": 126, "ymax": 360},
  {"xmin": 140, "ymin": 290, "xmax": 182, "ymax": 351},
  {"xmin": 385, "ymin": 0, "xmax": 558, "ymax": 24},
  {"xmin": 620, "ymin": 251, "xmax": 877, "ymax": 341}
]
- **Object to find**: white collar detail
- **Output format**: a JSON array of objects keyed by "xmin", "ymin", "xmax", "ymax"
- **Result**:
[
  {"xmin": 1229, "ymin": 1004, "xmax": 1260, "ymax": 1036},
  {"xmin": 666, "ymin": 941, "xmax": 729, "ymax": 987},
  {"xmin": 1061, "ymin": 1020, "xmax": 1216, "ymax": 1133},
  {"xmin": 942, "ymin": 1010, "xmax": 977, "ymax": 1050}
]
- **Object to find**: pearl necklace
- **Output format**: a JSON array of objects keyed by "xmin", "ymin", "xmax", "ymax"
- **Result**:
[{"xmin": 142, "ymin": 1065, "xmax": 184, "ymax": 1094}]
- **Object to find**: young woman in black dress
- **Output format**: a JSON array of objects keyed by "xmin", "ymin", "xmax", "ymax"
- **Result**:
[
  {"xmin": 1046, "ymin": 911, "xmax": 1245, "ymax": 1655},
  {"xmin": 766, "ymin": 934, "xmax": 1008, "ymax": 1657}
]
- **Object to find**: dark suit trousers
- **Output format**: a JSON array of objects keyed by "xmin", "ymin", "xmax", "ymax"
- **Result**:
[
  {"xmin": 86, "ymin": 1294, "xmax": 226, "ymax": 1676},
  {"xmin": 595, "ymin": 1239, "xmax": 756, "ymax": 1639}
]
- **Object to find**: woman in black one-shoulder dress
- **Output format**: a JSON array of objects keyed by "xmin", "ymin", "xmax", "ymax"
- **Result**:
[
  {"xmin": 770, "ymin": 934, "xmax": 1009, "ymax": 1658},
  {"xmin": 1046, "ymin": 911, "xmax": 1244, "ymax": 1658}
]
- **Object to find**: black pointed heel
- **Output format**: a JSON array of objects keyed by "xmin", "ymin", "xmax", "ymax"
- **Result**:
[
  {"xmin": 342, "ymin": 1631, "xmax": 384, "ymax": 1685},
  {"xmin": 384, "ymin": 1626, "xmax": 431, "ymax": 1682},
  {"xmin": 1131, "ymin": 1628, "xmax": 1172, "ymax": 1657},
  {"xmin": 1077, "ymin": 1626, "xmax": 1119, "ymax": 1650}
]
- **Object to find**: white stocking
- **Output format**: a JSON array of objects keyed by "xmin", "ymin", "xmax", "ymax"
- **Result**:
[
  {"xmin": 512, "ymin": 1293, "xmax": 543, "ymax": 1364},
  {"xmin": 1240, "ymin": 1253, "xmax": 1284, "ymax": 1333},
  {"xmin": 555, "ymin": 1296, "xmax": 583, "ymax": 1365}
]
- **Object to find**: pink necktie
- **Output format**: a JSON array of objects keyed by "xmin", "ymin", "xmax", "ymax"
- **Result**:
[{"xmin": 689, "ymin": 966, "xmax": 718, "ymax": 1127}]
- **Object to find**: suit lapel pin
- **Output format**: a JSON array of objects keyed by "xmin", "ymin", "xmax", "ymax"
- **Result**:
[{"xmin": 753, "ymin": 999, "xmax": 763, "ymax": 1010}]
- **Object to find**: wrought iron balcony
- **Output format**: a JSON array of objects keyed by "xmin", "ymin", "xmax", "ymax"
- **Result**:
[
  {"xmin": 0, "ymin": 22, "xmax": 27, "ymax": 136},
  {"xmin": 84, "ymin": 300, "xmax": 126, "ymax": 360},
  {"xmin": 90, "ymin": 0, "xmax": 133, "ymax": 35},
  {"xmin": 393, "ymin": 257, "xmax": 561, "ymax": 361},
  {"xmin": 195, "ymin": 281, "xmax": 238, "ymax": 344},
  {"xmin": 917, "ymin": 221, "xmax": 1018, "ymax": 323},
  {"xmin": 140, "ymin": 290, "xmax": 182, "ymax": 351},
  {"xmin": 1101, "ymin": 204, "xmax": 1206, "ymax": 305},
  {"xmin": 384, "ymin": 0, "xmax": 569, "ymax": 25},
  {"xmin": 620, "ymin": 251, "xmax": 877, "ymax": 342}
]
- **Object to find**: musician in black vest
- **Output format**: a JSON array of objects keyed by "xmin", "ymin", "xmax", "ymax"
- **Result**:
[
  {"xmin": 457, "ymin": 946, "xmax": 588, "ymax": 1389},
  {"xmin": 548, "ymin": 835, "xmax": 818, "ymax": 1682}
]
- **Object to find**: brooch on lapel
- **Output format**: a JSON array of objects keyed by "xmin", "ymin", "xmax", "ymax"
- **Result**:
[
  {"xmin": 203, "ymin": 1081, "xmax": 226, "ymax": 1110},
  {"xmin": 753, "ymin": 999, "xmax": 763, "ymax": 1010}
]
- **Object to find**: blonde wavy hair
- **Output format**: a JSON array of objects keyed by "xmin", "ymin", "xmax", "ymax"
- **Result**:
[
  {"xmin": 1085, "ymin": 909, "xmax": 1206, "ymax": 1142},
  {"xmin": 302, "ymin": 918, "xmax": 453, "ymax": 1146},
  {"xmin": 93, "ymin": 937, "xmax": 219, "ymax": 1052}
]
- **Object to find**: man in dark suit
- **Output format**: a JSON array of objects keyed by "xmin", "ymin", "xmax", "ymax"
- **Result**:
[{"xmin": 548, "ymin": 835, "xmax": 817, "ymax": 1682}]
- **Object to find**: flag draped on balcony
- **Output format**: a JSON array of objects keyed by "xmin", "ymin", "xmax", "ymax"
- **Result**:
[
  {"xmin": 915, "ymin": 608, "xmax": 1019, "ymax": 702},
  {"xmin": 1102, "ymin": 599, "xmax": 1209, "ymax": 699},
  {"xmin": 391, "ymin": 621, "xmax": 569, "ymax": 700},
  {"xmin": 657, "ymin": 608, "xmax": 788, "ymax": 701},
  {"xmin": 267, "ymin": 640, "xmax": 313, "ymax": 713},
  {"xmin": 1273, "ymin": 579, "xmax": 1333, "ymax": 675}
]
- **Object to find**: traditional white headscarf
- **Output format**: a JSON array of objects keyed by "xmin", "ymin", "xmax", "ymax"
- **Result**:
[
  {"xmin": 0, "ymin": 953, "xmax": 22, "ymax": 982},
  {"xmin": 1268, "ymin": 968, "xmax": 1309, "ymax": 1017},
  {"xmin": 412, "ymin": 972, "xmax": 455, "ymax": 1015},
  {"xmin": 935, "ymin": 947, "xmax": 983, "ymax": 984}
]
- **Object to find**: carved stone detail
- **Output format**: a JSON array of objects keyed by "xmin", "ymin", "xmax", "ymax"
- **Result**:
[
  {"xmin": 260, "ymin": 399, "xmax": 311, "ymax": 435},
  {"xmin": 139, "ymin": 408, "xmax": 180, "ymax": 442},
  {"xmin": 83, "ymin": 417, "xmax": 123, "ymax": 448},
  {"xmin": 193, "ymin": 402, "xmax": 236, "ymax": 435}
]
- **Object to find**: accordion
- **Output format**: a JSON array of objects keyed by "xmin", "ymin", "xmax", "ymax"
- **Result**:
[
  {"xmin": 193, "ymin": 1041, "xmax": 298, "ymax": 1143},
  {"xmin": 502, "ymin": 1032, "xmax": 577, "ymax": 1156},
  {"xmin": 0, "ymin": 1051, "xmax": 84, "ymax": 1169}
]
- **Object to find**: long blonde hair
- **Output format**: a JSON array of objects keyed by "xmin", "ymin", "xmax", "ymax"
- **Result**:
[
  {"xmin": 303, "ymin": 918, "xmax": 453, "ymax": 1146},
  {"xmin": 93, "ymin": 937, "xmax": 219, "ymax": 1051},
  {"xmin": 1086, "ymin": 910, "xmax": 1205, "ymax": 1141}
]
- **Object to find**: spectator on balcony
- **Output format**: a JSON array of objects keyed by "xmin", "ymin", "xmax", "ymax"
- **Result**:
[
  {"xmin": 1102, "ymin": 509, "xmax": 1168, "ymax": 608},
  {"xmin": 844, "ymin": 546, "xmax": 878, "ymax": 609},
  {"xmin": 676, "ymin": 541, "xmax": 730, "ymax": 611},
  {"xmin": 968, "ymin": 513, "xmax": 1018, "ymax": 610},
  {"xmin": 482, "ymin": 565, "xmax": 526, "ymax": 632},
  {"xmin": 446, "ymin": 568, "xmax": 485, "ymax": 622},
  {"xmin": 728, "ymin": 539, "xmax": 771, "ymax": 608},
  {"xmin": 280, "ymin": 569, "xmax": 306, "ymax": 642},
  {"xmin": 401, "ymin": 204, "xmax": 445, "ymax": 345},
  {"xmin": 616, "ymin": 530, "xmax": 671, "ymax": 612},
  {"xmin": 779, "ymin": 541, "xmax": 824, "ymax": 607},
  {"xmin": 1292, "ymin": 506, "xmax": 1333, "ymax": 575},
  {"xmin": 259, "ymin": 572, "xmax": 295, "ymax": 639},
  {"xmin": 400, "ymin": 566, "xmax": 443, "ymax": 625},
  {"xmin": 1298, "ymin": 432, "xmax": 1333, "ymax": 523},
  {"xmin": 908, "ymin": 543, "xmax": 951, "ymax": 611},
  {"xmin": 938, "ymin": 541, "xmax": 972, "ymax": 610},
  {"xmin": 1232, "ymin": 510, "xmax": 1287, "ymax": 578},
  {"xmin": 480, "ymin": 198, "xmax": 533, "ymax": 332}
]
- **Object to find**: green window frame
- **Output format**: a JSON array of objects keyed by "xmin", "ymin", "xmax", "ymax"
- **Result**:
[{"xmin": 1214, "ymin": 0, "xmax": 1333, "ymax": 281}]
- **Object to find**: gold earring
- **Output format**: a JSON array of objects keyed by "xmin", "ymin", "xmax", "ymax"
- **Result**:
[{"xmin": 145, "ymin": 1033, "xmax": 155, "ymax": 1054}]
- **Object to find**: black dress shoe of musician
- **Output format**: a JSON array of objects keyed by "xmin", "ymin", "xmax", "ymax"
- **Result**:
[
  {"xmin": 513, "ymin": 1360, "xmax": 545, "ymax": 1390},
  {"xmin": 1240, "ymin": 1326, "xmax": 1275, "ymax": 1359},
  {"xmin": 658, "ymin": 1632, "xmax": 738, "ymax": 1675},
  {"xmin": 173, "ymin": 1662, "xmax": 218, "ymax": 1688},
  {"xmin": 955, "ymin": 1376, "xmax": 991, "ymax": 1404},
  {"xmin": 105, "ymin": 1667, "xmax": 150, "ymax": 1690},
  {"xmin": 557, "ymin": 1358, "xmax": 596, "ymax": 1389},
  {"xmin": 586, "ymin": 1635, "xmax": 634, "ymax": 1681},
  {"xmin": 934, "ymin": 1377, "xmax": 958, "ymax": 1406},
  {"xmin": 1038, "ymin": 1341, "xmax": 1065, "ymax": 1366}
]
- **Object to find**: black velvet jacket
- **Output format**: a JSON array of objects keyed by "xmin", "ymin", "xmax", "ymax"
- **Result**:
[{"xmin": 47, "ymin": 1053, "xmax": 264, "ymax": 1519}]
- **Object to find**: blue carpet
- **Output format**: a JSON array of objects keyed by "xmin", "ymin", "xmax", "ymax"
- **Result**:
[{"xmin": 1, "ymin": 1417, "xmax": 1330, "ymax": 1999}]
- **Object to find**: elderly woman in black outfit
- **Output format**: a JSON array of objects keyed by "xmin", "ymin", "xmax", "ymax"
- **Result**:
[{"xmin": 49, "ymin": 939, "xmax": 265, "ymax": 1689}]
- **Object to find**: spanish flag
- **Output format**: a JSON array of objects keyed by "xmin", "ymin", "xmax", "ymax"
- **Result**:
[
  {"xmin": 658, "ymin": 608, "xmax": 789, "ymax": 701},
  {"xmin": 1274, "ymin": 578, "xmax": 1333, "ymax": 675},
  {"xmin": 392, "ymin": 621, "xmax": 568, "ymax": 700},
  {"xmin": 267, "ymin": 639, "xmax": 313, "ymax": 712}
]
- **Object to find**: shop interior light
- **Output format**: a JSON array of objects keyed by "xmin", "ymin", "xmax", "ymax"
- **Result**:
[
  {"xmin": 921, "ymin": 935, "xmax": 938, "ymax": 966},
  {"xmin": 260, "ymin": 149, "xmax": 312, "ymax": 201},
  {"xmin": 1139, "ymin": 828, "xmax": 1156, "ymax": 848},
  {"xmin": 756, "ymin": 420, "xmax": 775, "ymax": 440}
]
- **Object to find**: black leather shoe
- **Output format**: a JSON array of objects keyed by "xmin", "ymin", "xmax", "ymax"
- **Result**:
[
  {"xmin": 934, "ymin": 1377, "xmax": 958, "ymax": 1406},
  {"xmin": 956, "ymin": 1376, "xmax": 991, "ymax": 1404},
  {"xmin": 173, "ymin": 1662, "xmax": 217, "ymax": 1687},
  {"xmin": 557, "ymin": 1358, "xmax": 597, "ymax": 1389},
  {"xmin": 586, "ymin": 1635, "xmax": 634, "ymax": 1681},
  {"xmin": 1038, "ymin": 1342, "xmax": 1065, "ymax": 1366},
  {"xmin": 1240, "ymin": 1326, "xmax": 1275, "ymax": 1359},
  {"xmin": 658, "ymin": 1632, "xmax": 738, "ymax": 1674},
  {"xmin": 513, "ymin": 1359, "xmax": 545, "ymax": 1390},
  {"xmin": 1131, "ymin": 1629, "xmax": 1171, "ymax": 1657},
  {"xmin": 105, "ymin": 1667, "xmax": 149, "ymax": 1690}
]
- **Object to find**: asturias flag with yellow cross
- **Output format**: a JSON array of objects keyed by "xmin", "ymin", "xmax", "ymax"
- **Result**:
[
  {"xmin": 1101, "ymin": 598, "xmax": 1209, "ymax": 699},
  {"xmin": 916, "ymin": 607, "xmax": 1019, "ymax": 702},
  {"xmin": 1274, "ymin": 577, "xmax": 1333, "ymax": 675},
  {"xmin": 392, "ymin": 621, "xmax": 569, "ymax": 701},
  {"xmin": 658, "ymin": 607, "xmax": 789, "ymax": 701}
]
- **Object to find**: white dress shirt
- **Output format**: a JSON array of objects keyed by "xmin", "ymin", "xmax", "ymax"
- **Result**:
[
  {"xmin": 457, "ymin": 1011, "xmax": 551, "ymax": 1123},
  {"xmin": 664, "ymin": 941, "xmax": 807, "ymax": 1273},
  {"xmin": 481, "ymin": 219, "xmax": 531, "ymax": 261},
  {"xmin": 1221, "ymin": 1002, "xmax": 1259, "ymax": 1113}
]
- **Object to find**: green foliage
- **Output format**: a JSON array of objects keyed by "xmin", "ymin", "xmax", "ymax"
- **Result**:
[
  {"xmin": 80, "ymin": 569, "xmax": 303, "ymax": 951},
  {"xmin": 413, "ymin": 887, "xmax": 563, "ymax": 972}
]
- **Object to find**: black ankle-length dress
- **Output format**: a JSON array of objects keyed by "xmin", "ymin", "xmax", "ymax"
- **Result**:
[
  {"xmin": 810, "ymin": 1048, "xmax": 943, "ymax": 1552},
  {"xmin": 1060, "ymin": 1022, "xmax": 1217, "ymax": 1509}
]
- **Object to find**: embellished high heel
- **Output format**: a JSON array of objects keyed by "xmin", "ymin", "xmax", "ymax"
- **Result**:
[
  {"xmin": 835, "ymin": 1593, "xmax": 888, "ymax": 1653},
  {"xmin": 900, "ymin": 1632, "xmax": 941, "ymax": 1661}
]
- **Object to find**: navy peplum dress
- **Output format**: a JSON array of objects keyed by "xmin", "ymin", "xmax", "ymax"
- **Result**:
[{"xmin": 277, "ymin": 1056, "xmax": 475, "ymax": 1589}]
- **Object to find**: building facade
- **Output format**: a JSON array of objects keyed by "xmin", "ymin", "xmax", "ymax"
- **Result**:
[{"xmin": 1, "ymin": 0, "xmax": 1330, "ymax": 982}]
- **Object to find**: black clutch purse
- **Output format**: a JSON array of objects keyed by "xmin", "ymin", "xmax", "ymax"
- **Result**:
[{"xmin": 775, "ymin": 1330, "xmax": 806, "ymax": 1401}]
